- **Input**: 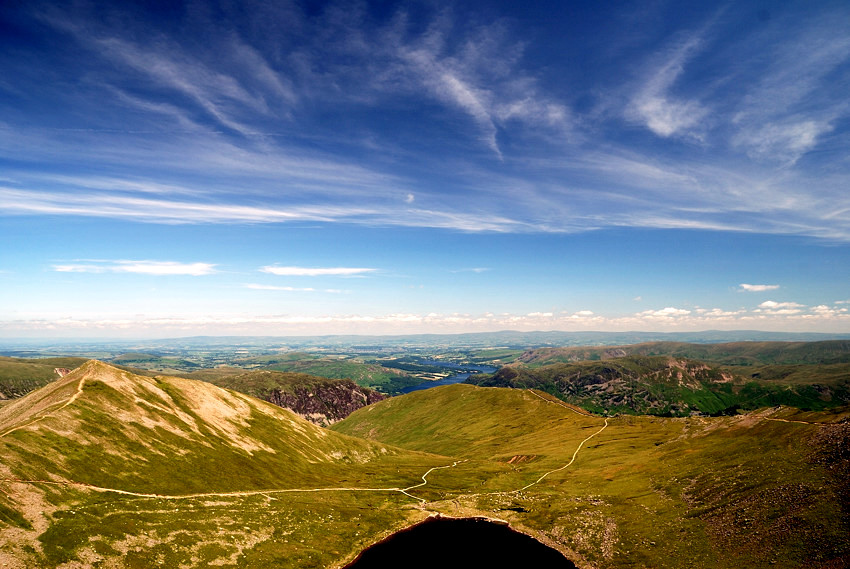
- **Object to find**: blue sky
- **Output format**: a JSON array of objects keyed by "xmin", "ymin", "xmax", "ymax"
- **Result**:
[{"xmin": 1, "ymin": 0, "xmax": 849, "ymax": 337}]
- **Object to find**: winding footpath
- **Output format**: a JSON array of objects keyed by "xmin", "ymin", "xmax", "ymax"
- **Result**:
[
  {"xmin": 400, "ymin": 460, "xmax": 467, "ymax": 503},
  {"xmin": 516, "ymin": 390, "xmax": 609, "ymax": 492},
  {"xmin": 2, "ymin": 379, "xmax": 606, "ymax": 505},
  {"xmin": 0, "ymin": 459, "xmax": 467, "ymax": 503},
  {"xmin": 0, "ymin": 376, "xmax": 88, "ymax": 438}
]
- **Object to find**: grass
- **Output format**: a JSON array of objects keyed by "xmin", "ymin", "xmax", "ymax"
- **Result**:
[
  {"xmin": 1, "ymin": 363, "xmax": 847, "ymax": 568},
  {"xmin": 262, "ymin": 358, "xmax": 420, "ymax": 393},
  {"xmin": 0, "ymin": 356, "xmax": 88, "ymax": 398},
  {"xmin": 334, "ymin": 385, "xmax": 850, "ymax": 569},
  {"xmin": 473, "ymin": 354, "xmax": 850, "ymax": 416}
]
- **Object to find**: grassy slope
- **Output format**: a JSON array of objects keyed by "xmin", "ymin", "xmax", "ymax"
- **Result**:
[
  {"xmin": 334, "ymin": 385, "xmax": 850, "ymax": 569},
  {"xmin": 0, "ymin": 356, "xmax": 88, "ymax": 399},
  {"xmin": 1, "ymin": 364, "xmax": 847, "ymax": 568},
  {"xmin": 0, "ymin": 362, "xmax": 446, "ymax": 568},
  {"xmin": 483, "ymin": 349, "xmax": 850, "ymax": 415}
]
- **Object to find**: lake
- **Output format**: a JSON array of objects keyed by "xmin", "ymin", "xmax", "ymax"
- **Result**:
[
  {"xmin": 343, "ymin": 516, "xmax": 578, "ymax": 569},
  {"xmin": 399, "ymin": 360, "xmax": 498, "ymax": 393}
]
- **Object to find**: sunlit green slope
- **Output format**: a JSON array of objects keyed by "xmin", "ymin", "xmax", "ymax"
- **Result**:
[
  {"xmin": 1, "ymin": 364, "xmax": 847, "ymax": 569},
  {"xmin": 0, "ymin": 361, "xmax": 446, "ymax": 568},
  {"xmin": 334, "ymin": 384, "xmax": 850, "ymax": 569},
  {"xmin": 0, "ymin": 356, "xmax": 88, "ymax": 400}
]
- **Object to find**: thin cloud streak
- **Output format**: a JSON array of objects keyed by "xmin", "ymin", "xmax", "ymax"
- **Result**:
[
  {"xmin": 260, "ymin": 266, "xmax": 377, "ymax": 277},
  {"xmin": 739, "ymin": 283, "xmax": 780, "ymax": 292},
  {"xmin": 52, "ymin": 260, "xmax": 216, "ymax": 276}
]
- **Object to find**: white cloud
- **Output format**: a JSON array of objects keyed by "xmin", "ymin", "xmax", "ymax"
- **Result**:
[
  {"xmin": 730, "ymin": 13, "xmax": 850, "ymax": 164},
  {"xmin": 758, "ymin": 300, "xmax": 803, "ymax": 309},
  {"xmin": 5, "ymin": 301, "xmax": 850, "ymax": 337},
  {"xmin": 260, "ymin": 266, "xmax": 377, "ymax": 277},
  {"xmin": 734, "ymin": 120, "xmax": 833, "ymax": 165},
  {"xmin": 628, "ymin": 36, "xmax": 708, "ymax": 138},
  {"xmin": 755, "ymin": 300, "xmax": 805, "ymax": 315},
  {"xmin": 739, "ymin": 283, "xmax": 780, "ymax": 292},
  {"xmin": 52, "ymin": 260, "xmax": 216, "ymax": 276},
  {"xmin": 639, "ymin": 307, "xmax": 692, "ymax": 318}
]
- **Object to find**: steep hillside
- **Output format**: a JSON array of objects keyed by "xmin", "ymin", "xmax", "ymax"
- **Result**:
[
  {"xmin": 469, "ymin": 355, "xmax": 742, "ymax": 415},
  {"xmin": 203, "ymin": 370, "xmax": 386, "ymax": 426},
  {"xmin": 3, "ymin": 362, "xmax": 847, "ymax": 568},
  {"xmin": 334, "ymin": 384, "xmax": 850, "ymax": 569},
  {"xmin": 0, "ymin": 361, "xmax": 447, "ymax": 568},
  {"xmin": 474, "ymin": 353, "xmax": 850, "ymax": 416},
  {"xmin": 0, "ymin": 356, "xmax": 88, "ymax": 399}
]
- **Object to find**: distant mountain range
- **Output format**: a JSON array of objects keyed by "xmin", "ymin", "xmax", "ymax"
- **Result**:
[{"xmin": 4, "ymin": 329, "xmax": 850, "ymax": 354}]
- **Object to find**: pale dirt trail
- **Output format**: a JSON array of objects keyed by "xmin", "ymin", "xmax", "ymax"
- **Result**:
[
  {"xmin": 1, "ymin": 373, "xmax": 467, "ymax": 504},
  {"xmin": 516, "ymin": 389, "xmax": 608, "ymax": 492},
  {"xmin": 0, "ymin": 376, "xmax": 87, "ymax": 438},
  {"xmin": 0, "ymin": 477, "xmax": 413, "ymax": 500},
  {"xmin": 2, "ymin": 383, "xmax": 606, "ymax": 505},
  {"xmin": 400, "ymin": 460, "xmax": 467, "ymax": 503},
  {"xmin": 0, "ymin": 462, "xmax": 465, "ymax": 503},
  {"xmin": 764, "ymin": 417, "xmax": 820, "ymax": 425}
]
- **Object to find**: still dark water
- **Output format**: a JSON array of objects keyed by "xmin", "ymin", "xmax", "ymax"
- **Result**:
[
  {"xmin": 343, "ymin": 517, "xmax": 578, "ymax": 569},
  {"xmin": 399, "ymin": 361, "xmax": 498, "ymax": 394}
]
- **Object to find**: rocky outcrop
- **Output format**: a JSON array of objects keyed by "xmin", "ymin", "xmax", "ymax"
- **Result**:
[
  {"xmin": 209, "ymin": 370, "xmax": 386, "ymax": 427},
  {"xmin": 264, "ymin": 380, "xmax": 386, "ymax": 426}
]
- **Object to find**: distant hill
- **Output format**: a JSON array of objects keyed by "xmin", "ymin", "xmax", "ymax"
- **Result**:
[
  {"xmin": 471, "ymin": 343, "xmax": 850, "ymax": 416},
  {"xmin": 0, "ymin": 356, "xmax": 88, "ymax": 400},
  {"xmin": 518, "ymin": 340, "xmax": 850, "ymax": 366},
  {"xmin": 203, "ymin": 370, "xmax": 386, "ymax": 426},
  {"xmin": 109, "ymin": 352, "xmax": 201, "ymax": 371},
  {"xmin": 245, "ymin": 353, "xmax": 421, "ymax": 393}
]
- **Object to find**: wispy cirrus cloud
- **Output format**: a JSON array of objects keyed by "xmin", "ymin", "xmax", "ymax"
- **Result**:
[
  {"xmin": 52, "ymin": 260, "xmax": 216, "ymax": 276},
  {"xmin": 739, "ymin": 283, "xmax": 780, "ymax": 292},
  {"xmin": 260, "ymin": 266, "xmax": 377, "ymax": 277},
  {"xmin": 729, "ymin": 10, "xmax": 850, "ymax": 165},
  {"xmin": 1, "ymin": 1, "xmax": 848, "ymax": 246},
  {"xmin": 627, "ymin": 35, "xmax": 709, "ymax": 138}
]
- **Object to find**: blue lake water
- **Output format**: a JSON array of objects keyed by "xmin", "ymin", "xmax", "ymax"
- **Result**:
[{"xmin": 399, "ymin": 361, "xmax": 497, "ymax": 394}]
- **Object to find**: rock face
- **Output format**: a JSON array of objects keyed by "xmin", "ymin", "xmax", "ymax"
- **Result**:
[
  {"xmin": 208, "ymin": 370, "xmax": 386, "ymax": 426},
  {"xmin": 263, "ymin": 379, "xmax": 386, "ymax": 426}
]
